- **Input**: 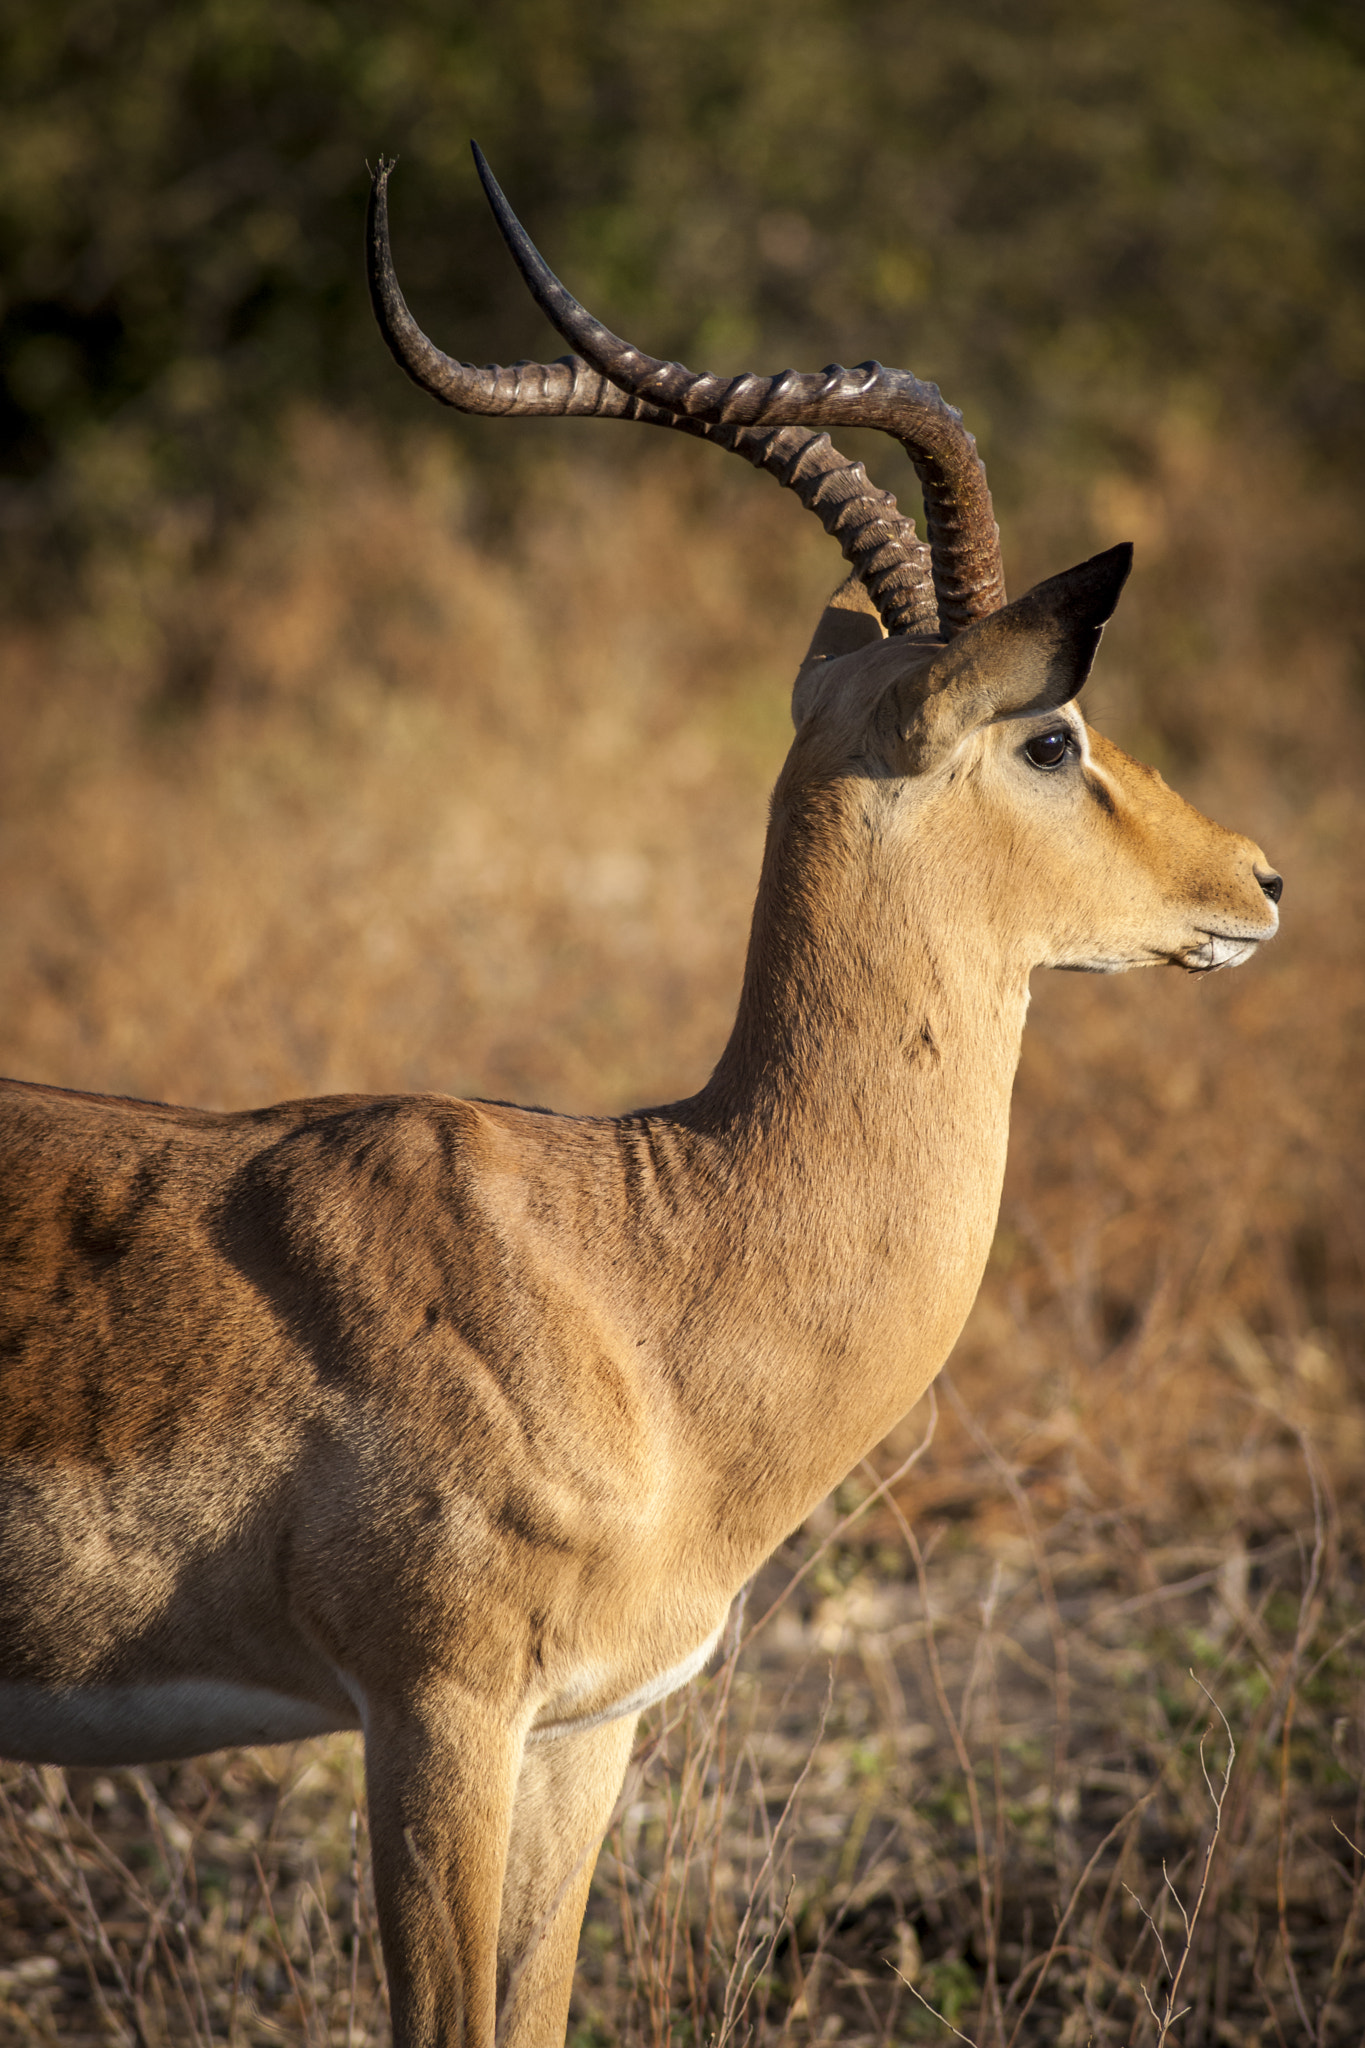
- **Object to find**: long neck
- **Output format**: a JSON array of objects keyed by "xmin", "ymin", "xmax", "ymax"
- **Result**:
[
  {"xmin": 705, "ymin": 773, "xmax": 1026, "ymax": 1127},
  {"xmin": 654, "ymin": 768, "xmax": 1031, "ymax": 1559}
]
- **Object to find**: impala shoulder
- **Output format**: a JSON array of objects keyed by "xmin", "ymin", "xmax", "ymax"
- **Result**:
[{"xmin": 219, "ymin": 1093, "xmax": 511, "ymax": 1230}]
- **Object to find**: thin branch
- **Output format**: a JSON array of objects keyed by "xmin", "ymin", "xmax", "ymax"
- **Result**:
[
  {"xmin": 890, "ymin": 1966, "xmax": 981, "ymax": 2048},
  {"xmin": 1126, "ymin": 1676, "xmax": 1235, "ymax": 2048}
]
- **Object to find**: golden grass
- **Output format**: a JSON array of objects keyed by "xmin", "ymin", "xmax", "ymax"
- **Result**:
[{"xmin": 0, "ymin": 414, "xmax": 1361, "ymax": 2043}]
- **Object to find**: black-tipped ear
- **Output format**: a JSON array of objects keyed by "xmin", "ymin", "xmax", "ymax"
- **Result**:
[
  {"xmin": 894, "ymin": 543, "xmax": 1132, "ymax": 771},
  {"xmin": 995, "ymin": 542, "xmax": 1133, "ymax": 707}
]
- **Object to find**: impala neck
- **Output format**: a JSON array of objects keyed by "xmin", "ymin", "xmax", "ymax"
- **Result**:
[
  {"xmin": 671, "ymin": 768, "xmax": 1031, "ymax": 1553},
  {"xmin": 702, "ymin": 770, "xmax": 1029, "ymax": 1156}
]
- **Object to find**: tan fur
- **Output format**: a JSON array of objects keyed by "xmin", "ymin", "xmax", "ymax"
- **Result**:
[{"xmin": 0, "ymin": 586, "xmax": 1278, "ymax": 2045}]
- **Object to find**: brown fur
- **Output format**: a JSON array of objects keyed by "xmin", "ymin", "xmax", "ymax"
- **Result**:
[{"xmin": 0, "ymin": 569, "xmax": 1278, "ymax": 2046}]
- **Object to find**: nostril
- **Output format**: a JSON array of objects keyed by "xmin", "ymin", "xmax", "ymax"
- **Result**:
[{"xmin": 1258, "ymin": 870, "xmax": 1283, "ymax": 904}]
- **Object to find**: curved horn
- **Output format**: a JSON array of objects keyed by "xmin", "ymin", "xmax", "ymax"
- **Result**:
[
  {"xmin": 471, "ymin": 144, "xmax": 1005, "ymax": 636},
  {"xmin": 367, "ymin": 159, "xmax": 939, "ymax": 638}
]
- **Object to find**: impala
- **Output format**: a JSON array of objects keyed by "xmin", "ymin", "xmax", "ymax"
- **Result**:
[{"xmin": 0, "ymin": 147, "xmax": 1280, "ymax": 2048}]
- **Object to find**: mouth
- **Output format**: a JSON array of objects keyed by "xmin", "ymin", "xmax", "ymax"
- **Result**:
[{"xmin": 1178, "ymin": 932, "xmax": 1264, "ymax": 973}]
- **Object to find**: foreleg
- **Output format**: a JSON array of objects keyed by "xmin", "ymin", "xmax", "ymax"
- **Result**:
[
  {"xmin": 496, "ymin": 1715, "xmax": 639, "ymax": 2048},
  {"xmin": 364, "ymin": 1688, "xmax": 524, "ymax": 2048}
]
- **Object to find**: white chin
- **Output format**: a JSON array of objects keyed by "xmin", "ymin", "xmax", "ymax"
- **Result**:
[
  {"xmin": 1180, "ymin": 935, "xmax": 1258, "ymax": 973},
  {"xmin": 1051, "ymin": 955, "xmax": 1141, "ymax": 974}
]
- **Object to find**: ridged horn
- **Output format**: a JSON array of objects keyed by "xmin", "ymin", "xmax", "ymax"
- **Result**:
[
  {"xmin": 470, "ymin": 143, "xmax": 1005, "ymax": 635},
  {"xmin": 367, "ymin": 157, "xmax": 940, "ymax": 638}
]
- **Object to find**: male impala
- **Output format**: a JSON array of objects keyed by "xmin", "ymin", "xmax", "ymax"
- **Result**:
[{"xmin": 0, "ymin": 147, "xmax": 1280, "ymax": 2047}]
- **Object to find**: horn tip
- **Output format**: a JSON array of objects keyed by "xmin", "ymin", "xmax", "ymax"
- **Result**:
[{"xmin": 470, "ymin": 139, "xmax": 504, "ymax": 214}]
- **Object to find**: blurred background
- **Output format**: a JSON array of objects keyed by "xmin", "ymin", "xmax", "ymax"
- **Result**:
[{"xmin": 1, "ymin": 3, "xmax": 1363, "ymax": 2043}]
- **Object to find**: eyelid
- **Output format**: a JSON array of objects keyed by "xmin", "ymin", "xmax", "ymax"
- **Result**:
[{"xmin": 1021, "ymin": 727, "xmax": 1076, "ymax": 771}]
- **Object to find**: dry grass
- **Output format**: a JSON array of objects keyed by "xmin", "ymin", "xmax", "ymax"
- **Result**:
[{"xmin": 0, "ymin": 413, "xmax": 1361, "ymax": 2045}]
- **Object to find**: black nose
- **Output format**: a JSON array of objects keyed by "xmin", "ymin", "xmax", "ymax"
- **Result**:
[{"xmin": 1257, "ymin": 870, "xmax": 1283, "ymax": 904}]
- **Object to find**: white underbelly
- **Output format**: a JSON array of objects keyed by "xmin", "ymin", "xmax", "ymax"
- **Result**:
[
  {"xmin": 0, "ymin": 1680, "xmax": 359, "ymax": 1767},
  {"xmin": 530, "ymin": 1618, "xmax": 726, "ymax": 1741}
]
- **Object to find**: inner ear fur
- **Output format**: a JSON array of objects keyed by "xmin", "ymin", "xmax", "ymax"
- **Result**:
[{"xmin": 888, "ymin": 543, "xmax": 1133, "ymax": 773}]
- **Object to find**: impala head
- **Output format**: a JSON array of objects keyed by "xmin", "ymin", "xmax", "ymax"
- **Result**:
[
  {"xmin": 785, "ymin": 553, "xmax": 1281, "ymax": 979},
  {"xmin": 367, "ymin": 145, "xmax": 1280, "ymax": 983}
]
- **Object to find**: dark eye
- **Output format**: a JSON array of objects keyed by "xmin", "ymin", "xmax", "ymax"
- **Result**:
[{"xmin": 1024, "ymin": 729, "xmax": 1071, "ymax": 771}]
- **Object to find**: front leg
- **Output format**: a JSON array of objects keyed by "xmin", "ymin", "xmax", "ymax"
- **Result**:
[
  {"xmin": 364, "ymin": 1688, "xmax": 525, "ymax": 2048},
  {"xmin": 497, "ymin": 1715, "xmax": 639, "ymax": 2048}
]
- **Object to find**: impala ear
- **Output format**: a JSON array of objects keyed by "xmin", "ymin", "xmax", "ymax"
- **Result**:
[
  {"xmin": 791, "ymin": 575, "xmax": 887, "ymax": 726},
  {"xmin": 892, "ymin": 543, "xmax": 1133, "ymax": 772}
]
